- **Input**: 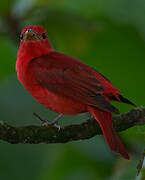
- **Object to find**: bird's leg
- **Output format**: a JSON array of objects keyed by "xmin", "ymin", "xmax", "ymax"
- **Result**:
[
  {"xmin": 51, "ymin": 114, "xmax": 64, "ymax": 126},
  {"xmin": 33, "ymin": 112, "xmax": 48, "ymax": 125},
  {"xmin": 33, "ymin": 112, "xmax": 63, "ymax": 129},
  {"xmin": 50, "ymin": 114, "xmax": 64, "ymax": 130}
]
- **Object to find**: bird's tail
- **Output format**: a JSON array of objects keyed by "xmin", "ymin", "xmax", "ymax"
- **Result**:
[{"xmin": 88, "ymin": 107, "xmax": 130, "ymax": 160}]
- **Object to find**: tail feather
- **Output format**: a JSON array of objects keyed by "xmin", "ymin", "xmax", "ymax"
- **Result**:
[
  {"xmin": 111, "ymin": 94, "xmax": 136, "ymax": 107},
  {"xmin": 119, "ymin": 95, "xmax": 136, "ymax": 107},
  {"xmin": 88, "ymin": 107, "xmax": 130, "ymax": 160}
]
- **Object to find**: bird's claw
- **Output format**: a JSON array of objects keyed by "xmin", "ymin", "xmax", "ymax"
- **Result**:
[
  {"xmin": 42, "ymin": 121, "xmax": 50, "ymax": 127},
  {"xmin": 42, "ymin": 121, "xmax": 61, "ymax": 130},
  {"xmin": 53, "ymin": 123, "xmax": 61, "ymax": 130},
  {"xmin": 33, "ymin": 112, "xmax": 61, "ymax": 130}
]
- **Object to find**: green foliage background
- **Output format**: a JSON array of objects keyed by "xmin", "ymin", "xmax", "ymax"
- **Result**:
[{"xmin": 0, "ymin": 0, "xmax": 144, "ymax": 179}]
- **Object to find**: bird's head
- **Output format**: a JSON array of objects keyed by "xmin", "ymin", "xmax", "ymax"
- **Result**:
[
  {"xmin": 19, "ymin": 25, "xmax": 53, "ymax": 50},
  {"xmin": 18, "ymin": 26, "xmax": 53, "ymax": 60}
]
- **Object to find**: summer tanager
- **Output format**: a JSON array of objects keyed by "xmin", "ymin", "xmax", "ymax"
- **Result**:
[{"xmin": 16, "ymin": 26, "xmax": 135, "ymax": 160}]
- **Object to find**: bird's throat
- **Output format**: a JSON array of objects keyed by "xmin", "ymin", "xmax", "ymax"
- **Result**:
[{"xmin": 16, "ymin": 41, "xmax": 53, "ymax": 83}]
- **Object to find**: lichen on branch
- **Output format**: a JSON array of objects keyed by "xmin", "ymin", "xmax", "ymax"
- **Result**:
[{"xmin": 0, "ymin": 107, "xmax": 144, "ymax": 144}]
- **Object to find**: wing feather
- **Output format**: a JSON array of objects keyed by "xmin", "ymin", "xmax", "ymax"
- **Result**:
[{"xmin": 29, "ymin": 53, "xmax": 120, "ymax": 114}]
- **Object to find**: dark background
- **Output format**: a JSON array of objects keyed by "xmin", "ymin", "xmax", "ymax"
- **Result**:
[{"xmin": 0, "ymin": 0, "xmax": 145, "ymax": 179}]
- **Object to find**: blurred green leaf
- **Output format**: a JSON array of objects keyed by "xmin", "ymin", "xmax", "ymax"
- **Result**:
[
  {"xmin": 0, "ymin": 36, "xmax": 16, "ymax": 81},
  {"xmin": 0, "ymin": 0, "xmax": 14, "ymax": 16}
]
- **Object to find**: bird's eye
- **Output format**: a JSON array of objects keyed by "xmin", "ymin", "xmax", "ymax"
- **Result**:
[
  {"xmin": 20, "ymin": 34, "xmax": 23, "ymax": 40},
  {"xmin": 42, "ymin": 33, "xmax": 46, "ymax": 39}
]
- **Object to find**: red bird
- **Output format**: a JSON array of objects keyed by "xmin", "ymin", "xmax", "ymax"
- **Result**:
[{"xmin": 16, "ymin": 26, "xmax": 135, "ymax": 160}]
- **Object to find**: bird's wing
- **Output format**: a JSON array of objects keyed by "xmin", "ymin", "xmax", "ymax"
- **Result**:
[{"xmin": 29, "ymin": 53, "xmax": 120, "ymax": 114}]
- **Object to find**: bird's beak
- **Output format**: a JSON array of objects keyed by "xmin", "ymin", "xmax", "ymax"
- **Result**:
[{"xmin": 23, "ymin": 29, "xmax": 41, "ymax": 41}]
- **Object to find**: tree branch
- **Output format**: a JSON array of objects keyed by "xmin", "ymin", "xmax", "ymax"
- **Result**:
[{"xmin": 0, "ymin": 107, "xmax": 144, "ymax": 144}]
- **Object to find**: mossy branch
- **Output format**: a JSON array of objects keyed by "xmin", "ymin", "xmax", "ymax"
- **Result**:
[{"xmin": 0, "ymin": 107, "xmax": 144, "ymax": 144}]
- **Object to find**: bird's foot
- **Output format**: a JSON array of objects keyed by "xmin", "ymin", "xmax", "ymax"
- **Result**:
[{"xmin": 33, "ymin": 112, "xmax": 63, "ymax": 130}]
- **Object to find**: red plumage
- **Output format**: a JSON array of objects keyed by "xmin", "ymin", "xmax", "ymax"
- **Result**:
[{"xmin": 16, "ymin": 25, "xmax": 134, "ymax": 160}]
